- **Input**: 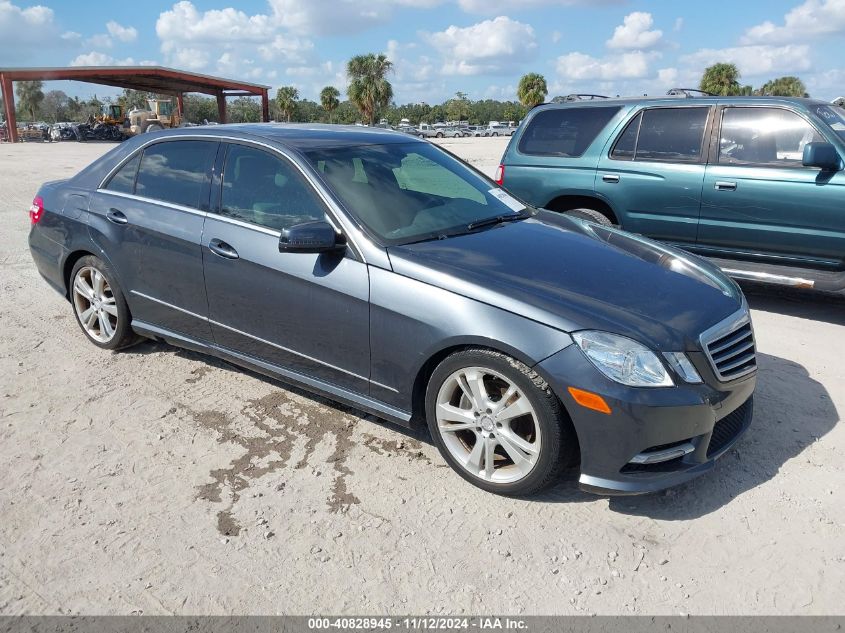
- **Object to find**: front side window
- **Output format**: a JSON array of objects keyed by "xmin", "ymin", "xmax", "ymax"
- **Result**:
[
  {"xmin": 135, "ymin": 141, "xmax": 216, "ymax": 208},
  {"xmin": 518, "ymin": 107, "xmax": 621, "ymax": 157},
  {"xmin": 634, "ymin": 107, "xmax": 709, "ymax": 162},
  {"xmin": 220, "ymin": 144, "xmax": 326, "ymax": 231},
  {"xmin": 305, "ymin": 142, "xmax": 529, "ymax": 245},
  {"xmin": 719, "ymin": 107, "xmax": 824, "ymax": 166},
  {"xmin": 105, "ymin": 152, "xmax": 141, "ymax": 194},
  {"xmin": 813, "ymin": 104, "xmax": 845, "ymax": 142}
]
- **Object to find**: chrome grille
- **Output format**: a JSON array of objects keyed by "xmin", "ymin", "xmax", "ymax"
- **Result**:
[{"xmin": 701, "ymin": 310, "xmax": 757, "ymax": 382}]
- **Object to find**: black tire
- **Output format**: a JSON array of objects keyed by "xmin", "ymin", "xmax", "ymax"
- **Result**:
[
  {"xmin": 425, "ymin": 348, "xmax": 578, "ymax": 496},
  {"xmin": 564, "ymin": 208, "xmax": 614, "ymax": 226},
  {"xmin": 69, "ymin": 255, "xmax": 140, "ymax": 351},
  {"xmin": 436, "ymin": 132, "xmax": 444, "ymax": 138}
]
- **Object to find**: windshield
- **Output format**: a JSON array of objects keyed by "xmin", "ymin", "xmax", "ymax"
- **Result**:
[
  {"xmin": 304, "ymin": 142, "xmax": 529, "ymax": 245},
  {"xmin": 813, "ymin": 104, "xmax": 845, "ymax": 142}
]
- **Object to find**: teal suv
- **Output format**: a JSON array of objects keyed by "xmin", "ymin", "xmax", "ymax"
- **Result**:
[{"xmin": 498, "ymin": 96, "xmax": 845, "ymax": 292}]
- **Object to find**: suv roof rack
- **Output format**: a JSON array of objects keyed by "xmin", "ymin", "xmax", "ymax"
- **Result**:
[
  {"xmin": 666, "ymin": 88, "xmax": 715, "ymax": 98},
  {"xmin": 551, "ymin": 94, "xmax": 611, "ymax": 103}
]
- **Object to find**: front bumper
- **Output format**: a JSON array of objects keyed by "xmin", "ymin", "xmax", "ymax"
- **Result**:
[{"xmin": 537, "ymin": 344, "xmax": 756, "ymax": 495}]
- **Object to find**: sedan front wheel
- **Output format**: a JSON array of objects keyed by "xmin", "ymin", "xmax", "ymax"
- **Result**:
[{"xmin": 426, "ymin": 348, "xmax": 577, "ymax": 495}]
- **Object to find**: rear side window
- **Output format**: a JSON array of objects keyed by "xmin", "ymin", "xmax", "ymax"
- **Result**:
[
  {"xmin": 519, "ymin": 107, "xmax": 621, "ymax": 157},
  {"xmin": 105, "ymin": 153, "xmax": 141, "ymax": 194},
  {"xmin": 612, "ymin": 107, "xmax": 709, "ymax": 162},
  {"xmin": 135, "ymin": 141, "xmax": 216, "ymax": 208},
  {"xmin": 718, "ymin": 107, "xmax": 824, "ymax": 166}
]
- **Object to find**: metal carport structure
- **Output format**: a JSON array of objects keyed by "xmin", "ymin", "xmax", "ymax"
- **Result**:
[{"xmin": 0, "ymin": 65, "xmax": 270, "ymax": 143}]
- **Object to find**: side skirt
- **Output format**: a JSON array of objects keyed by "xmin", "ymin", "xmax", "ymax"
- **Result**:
[{"xmin": 131, "ymin": 320, "xmax": 414, "ymax": 428}]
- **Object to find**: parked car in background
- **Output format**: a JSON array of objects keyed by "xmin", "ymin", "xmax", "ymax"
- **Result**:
[
  {"xmin": 487, "ymin": 124, "xmax": 509, "ymax": 137},
  {"xmin": 499, "ymin": 95, "xmax": 845, "ymax": 293},
  {"xmin": 28, "ymin": 124, "xmax": 756, "ymax": 496},
  {"xmin": 467, "ymin": 126, "xmax": 489, "ymax": 137}
]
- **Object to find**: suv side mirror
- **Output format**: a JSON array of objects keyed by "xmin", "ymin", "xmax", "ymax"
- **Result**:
[
  {"xmin": 279, "ymin": 220, "xmax": 346, "ymax": 253},
  {"xmin": 803, "ymin": 142, "xmax": 840, "ymax": 171}
]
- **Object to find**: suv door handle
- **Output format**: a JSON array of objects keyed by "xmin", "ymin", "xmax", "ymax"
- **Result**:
[
  {"xmin": 106, "ymin": 208, "xmax": 128, "ymax": 225},
  {"xmin": 715, "ymin": 181, "xmax": 737, "ymax": 191},
  {"xmin": 208, "ymin": 238, "xmax": 239, "ymax": 260},
  {"xmin": 602, "ymin": 174, "xmax": 620, "ymax": 183}
]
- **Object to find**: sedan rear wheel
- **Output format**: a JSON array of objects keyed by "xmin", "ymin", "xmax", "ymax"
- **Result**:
[
  {"xmin": 426, "ymin": 349, "xmax": 577, "ymax": 495},
  {"xmin": 70, "ymin": 256, "xmax": 139, "ymax": 350}
]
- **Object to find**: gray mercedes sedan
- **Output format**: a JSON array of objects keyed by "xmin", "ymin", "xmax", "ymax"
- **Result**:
[{"xmin": 28, "ymin": 124, "xmax": 757, "ymax": 496}]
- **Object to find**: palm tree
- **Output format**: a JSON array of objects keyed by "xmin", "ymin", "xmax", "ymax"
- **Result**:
[
  {"xmin": 320, "ymin": 86, "xmax": 340, "ymax": 123},
  {"xmin": 699, "ymin": 63, "xmax": 742, "ymax": 96},
  {"xmin": 757, "ymin": 76, "xmax": 808, "ymax": 97},
  {"xmin": 16, "ymin": 80, "xmax": 45, "ymax": 121},
  {"xmin": 275, "ymin": 86, "xmax": 299, "ymax": 122},
  {"xmin": 347, "ymin": 53, "xmax": 393, "ymax": 125},
  {"xmin": 517, "ymin": 73, "xmax": 548, "ymax": 108}
]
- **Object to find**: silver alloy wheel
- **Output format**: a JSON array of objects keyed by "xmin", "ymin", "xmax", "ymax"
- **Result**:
[
  {"xmin": 435, "ymin": 366, "xmax": 541, "ymax": 483},
  {"xmin": 72, "ymin": 266, "xmax": 118, "ymax": 343}
]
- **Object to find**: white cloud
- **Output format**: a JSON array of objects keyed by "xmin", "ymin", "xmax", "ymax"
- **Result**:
[
  {"xmin": 70, "ymin": 51, "xmax": 136, "ymax": 67},
  {"xmin": 606, "ymin": 12, "xmax": 663, "ymax": 49},
  {"xmin": 106, "ymin": 20, "xmax": 138, "ymax": 43},
  {"xmin": 556, "ymin": 50, "xmax": 658, "ymax": 80},
  {"xmin": 681, "ymin": 44, "xmax": 812, "ymax": 77},
  {"xmin": 258, "ymin": 34, "xmax": 315, "ymax": 65},
  {"xmin": 86, "ymin": 33, "xmax": 112, "ymax": 49},
  {"xmin": 673, "ymin": 17, "xmax": 684, "ymax": 32},
  {"xmin": 552, "ymin": 30, "xmax": 561, "ymax": 43},
  {"xmin": 427, "ymin": 16, "xmax": 537, "ymax": 75},
  {"xmin": 0, "ymin": 0, "xmax": 60, "ymax": 59},
  {"xmin": 457, "ymin": 0, "xmax": 618, "ymax": 14},
  {"xmin": 156, "ymin": 1, "xmax": 275, "ymax": 48},
  {"xmin": 266, "ymin": 0, "xmax": 441, "ymax": 35},
  {"xmin": 742, "ymin": 0, "xmax": 845, "ymax": 44}
]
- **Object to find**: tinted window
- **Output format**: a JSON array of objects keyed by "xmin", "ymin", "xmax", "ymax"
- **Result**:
[
  {"xmin": 719, "ymin": 107, "xmax": 824, "ymax": 166},
  {"xmin": 813, "ymin": 104, "xmax": 845, "ymax": 142},
  {"xmin": 610, "ymin": 113, "xmax": 641, "ymax": 160},
  {"xmin": 306, "ymin": 142, "xmax": 528, "ymax": 245},
  {"xmin": 635, "ymin": 107, "xmax": 708, "ymax": 161},
  {"xmin": 105, "ymin": 153, "xmax": 140, "ymax": 194},
  {"xmin": 135, "ymin": 141, "xmax": 216, "ymax": 208},
  {"xmin": 221, "ymin": 144, "xmax": 326, "ymax": 231},
  {"xmin": 519, "ymin": 107, "xmax": 621, "ymax": 156}
]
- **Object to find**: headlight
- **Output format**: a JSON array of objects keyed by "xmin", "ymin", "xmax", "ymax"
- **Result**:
[
  {"xmin": 663, "ymin": 352, "xmax": 703, "ymax": 384},
  {"xmin": 572, "ymin": 331, "xmax": 673, "ymax": 387}
]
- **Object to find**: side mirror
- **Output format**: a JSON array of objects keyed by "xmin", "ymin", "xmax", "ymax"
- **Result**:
[
  {"xmin": 279, "ymin": 220, "xmax": 345, "ymax": 254},
  {"xmin": 802, "ymin": 142, "xmax": 840, "ymax": 171}
]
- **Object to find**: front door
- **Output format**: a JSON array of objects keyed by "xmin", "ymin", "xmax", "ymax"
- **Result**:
[
  {"xmin": 202, "ymin": 142, "xmax": 370, "ymax": 394},
  {"xmin": 698, "ymin": 105, "xmax": 845, "ymax": 268},
  {"xmin": 595, "ymin": 106, "xmax": 712, "ymax": 246}
]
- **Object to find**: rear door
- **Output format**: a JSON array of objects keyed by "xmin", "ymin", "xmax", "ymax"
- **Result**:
[
  {"xmin": 202, "ymin": 141, "xmax": 370, "ymax": 394},
  {"xmin": 89, "ymin": 139, "xmax": 217, "ymax": 339},
  {"xmin": 595, "ymin": 105, "xmax": 712, "ymax": 245},
  {"xmin": 698, "ymin": 105, "xmax": 845, "ymax": 267}
]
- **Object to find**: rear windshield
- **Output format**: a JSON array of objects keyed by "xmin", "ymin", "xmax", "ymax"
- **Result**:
[
  {"xmin": 518, "ymin": 106, "xmax": 621, "ymax": 157},
  {"xmin": 813, "ymin": 104, "xmax": 845, "ymax": 142}
]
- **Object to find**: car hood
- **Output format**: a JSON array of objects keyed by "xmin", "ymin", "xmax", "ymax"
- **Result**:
[{"xmin": 386, "ymin": 211, "xmax": 743, "ymax": 352}]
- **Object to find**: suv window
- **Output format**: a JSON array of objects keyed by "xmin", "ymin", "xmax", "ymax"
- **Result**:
[
  {"xmin": 632, "ymin": 107, "xmax": 709, "ymax": 162},
  {"xmin": 105, "ymin": 153, "xmax": 141, "ymax": 194},
  {"xmin": 135, "ymin": 141, "xmax": 216, "ymax": 208},
  {"xmin": 220, "ymin": 144, "xmax": 326, "ymax": 232},
  {"xmin": 519, "ymin": 107, "xmax": 621, "ymax": 157},
  {"xmin": 719, "ymin": 107, "xmax": 824, "ymax": 166}
]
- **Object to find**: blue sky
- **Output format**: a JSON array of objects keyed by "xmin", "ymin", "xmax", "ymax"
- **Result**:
[{"xmin": 2, "ymin": 0, "xmax": 844, "ymax": 103}]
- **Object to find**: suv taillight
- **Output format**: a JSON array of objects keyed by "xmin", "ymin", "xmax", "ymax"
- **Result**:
[
  {"xmin": 29, "ymin": 196, "xmax": 44, "ymax": 225},
  {"xmin": 494, "ymin": 164, "xmax": 504, "ymax": 185}
]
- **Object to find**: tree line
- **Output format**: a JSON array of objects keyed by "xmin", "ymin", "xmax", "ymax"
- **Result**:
[{"xmin": 2, "ymin": 58, "xmax": 816, "ymax": 128}]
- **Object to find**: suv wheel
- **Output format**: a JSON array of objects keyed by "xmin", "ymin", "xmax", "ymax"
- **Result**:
[
  {"xmin": 564, "ymin": 208, "xmax": 614, "ymax": 227},
  {"xmin": 70, "ymin": 256, "xmax": 139, "ymax": 350},
  {"xmin": 425, "ymin": 348, "xmax": 577, "ymax": 496}
]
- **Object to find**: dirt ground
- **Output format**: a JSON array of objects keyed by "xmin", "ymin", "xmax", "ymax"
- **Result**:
[{"xmin": 1, "ymin": 138, "xmax": 843, "ymax": 616}]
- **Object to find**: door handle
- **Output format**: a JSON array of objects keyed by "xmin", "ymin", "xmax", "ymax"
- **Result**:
[
  {"xmin": 602, "ymin": 174, "xmax": 620, "ymax": 183},
  {"xmin": 106, "ymin": 208, "xmax": 128, "ymax": 225},
  {"xmin": 208, "ymin": 238, "xmax": 239, "ymax": 260},
  {"xmin": 715, "ymin": 181, "xmax": 737, "ymax": 191}
]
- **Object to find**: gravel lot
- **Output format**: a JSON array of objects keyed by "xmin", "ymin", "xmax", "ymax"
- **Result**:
[{"xmin": 1, "ymin": 138, "xmax": 843, "ymax": 616}]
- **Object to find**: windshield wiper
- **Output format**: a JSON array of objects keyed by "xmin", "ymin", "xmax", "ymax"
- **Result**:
[{"xmin": 466, "ymin": 211, "xmax": 530, "ymax": 231}]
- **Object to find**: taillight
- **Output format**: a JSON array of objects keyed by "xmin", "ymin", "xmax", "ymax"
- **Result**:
[
  {"xmin": 29, "ymin": 196, "xmax": 44, "ymax": 225},
  {"xmin": 494, "ymin": 164, "xmax": 504, "ymax": 185}
]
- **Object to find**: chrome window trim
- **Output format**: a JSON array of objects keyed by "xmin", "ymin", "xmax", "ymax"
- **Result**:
[
  {"xmin": 97, "ymin": 188, "xmax": 208, "ymax": 218},
  {"xmin": 97, "ymin": 133, "xmax": 367, "ymax": 262},
  {"xmin": 699, "ymin": 307, "xmax": 757, "ymax": 382}
]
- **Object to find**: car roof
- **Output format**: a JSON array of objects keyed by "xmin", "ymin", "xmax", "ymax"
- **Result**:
[
  {"xmin": 152, "ymin": 122, "xmax": 421, "ymax": 150},
  {"xmin": 531, "ymin": 96, "xmax": 831, "ymax": 112}
]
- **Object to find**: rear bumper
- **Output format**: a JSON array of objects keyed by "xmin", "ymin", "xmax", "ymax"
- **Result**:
[
  {"xmin": 29, "ymin": 227, "xmax": 69, "ymax": 297},
  {"xmin": 537, "ymin": 344, "xmax": 756, "ymax": 496}
]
